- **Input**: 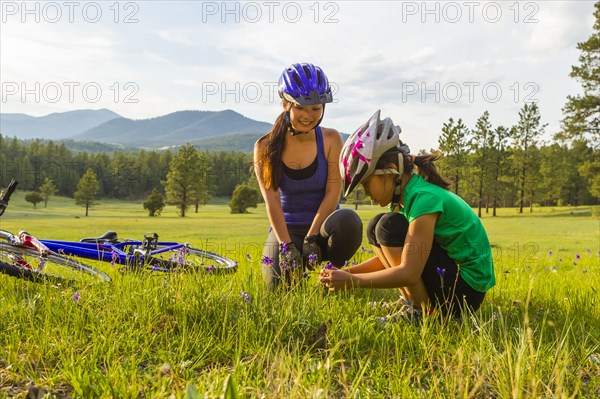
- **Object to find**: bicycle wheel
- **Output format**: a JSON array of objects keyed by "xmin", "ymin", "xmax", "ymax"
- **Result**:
[
  {"xmin": 144, "ymin": 245, "xmax": 237, "ymax": 274},
  {"xmin": 0, "ymin": 242, "xmax": 111, "ymax": 283}
]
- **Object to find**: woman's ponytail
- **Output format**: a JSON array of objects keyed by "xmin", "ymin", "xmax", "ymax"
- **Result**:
[
  {"xmin": 412, "ymin": 150, "xmax": 451, "ymax": 190},
  {"xmin": 256, "ymin": 110, "xmax": 288, "ymax": 190}
]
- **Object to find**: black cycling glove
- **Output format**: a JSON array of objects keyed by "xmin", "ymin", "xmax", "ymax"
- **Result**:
[{"xmin": 302, "ymin": 235, "xmax": 322, "ymax": 270}]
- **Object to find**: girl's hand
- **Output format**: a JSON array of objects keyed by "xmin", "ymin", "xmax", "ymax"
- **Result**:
[{"xmin": 318, "ymin": 269, "xmax": 356, "ymax": 291}]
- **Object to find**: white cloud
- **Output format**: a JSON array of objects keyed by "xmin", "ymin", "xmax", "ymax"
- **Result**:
[{"xmin": 527, "ymin": 1, "xmax": 595, "ymax": 55}]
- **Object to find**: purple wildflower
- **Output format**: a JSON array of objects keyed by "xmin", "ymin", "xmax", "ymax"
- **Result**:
[
  {"xmin": 72, "ymin": 293, "xmax": 81, "ymax": 302},
  {"xmin": 549, "ymin": 250, "xmax": 553, "ymax": 256},
  {"xmin": 240, "ymin": 291, "xmax": 251, "ymax": 303},
  {"xmin": 323, "ymin": 262, "xmax": 334, "ymax": 270},
  {"xmin": 576, "ymin": 254, "xmax": 581, "ymax": 260},
  {"xmin": 261, "ymin": 256, "xmax": 274, "ymax": 265},
  {"xmin": 281, "ymin": 242, "xmax": 289, "ymax": 254},
  {"xmin": 436, "ymin": 267, "xmax": 446, "ymax": 277},
  {"xmin": 37, "ymin": 259, "xmax": 45, "ymax": 271},
  {"xmin": 361, "ymin": 246, "xmax": 366, "ymax": 253},
  {"xmin": 206, "ymin": 265, "xmax": 216, "ymax": 274},
  {"xmin": 178, "ymin": 247, "xmax": 188, "ymax": 266},
  {"xmin": 246, "ymin": 254, "xmax": 251, "ymax": 260},
  {"xmin": 308, "ymin": 253, "xmax": 318, "ymax": 264},
  {"xmin": 111, "ymin": 250, "xmax": 118, "ymax": 266},
  {"xmin": 302, "ymin": 272, "xmax": 308, "ymax": 279}
]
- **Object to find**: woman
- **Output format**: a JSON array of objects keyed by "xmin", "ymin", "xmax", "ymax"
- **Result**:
[
  {"xmin": 319, "ymin": 110, "xmax": 495, "ymax": 318},
  {"xmin": 254, "ymin": 63, "xmax": 363, "ymax": 290}
]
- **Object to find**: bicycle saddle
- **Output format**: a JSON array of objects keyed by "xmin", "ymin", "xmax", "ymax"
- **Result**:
[{"xmin": 80, "ymin": 231, "xmax": 119, "ymax": 243}]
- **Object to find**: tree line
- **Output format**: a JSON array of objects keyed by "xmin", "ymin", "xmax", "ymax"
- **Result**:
[
  {"xmin": 0, "ymin": 135, "xmax": 253, "ymax": 203},
  {"xmin": 436, "ymin": 103, "xmax": 597, "ymax": 216}
]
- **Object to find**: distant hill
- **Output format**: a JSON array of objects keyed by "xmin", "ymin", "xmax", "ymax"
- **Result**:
[
  {"xmin": 0, "ymin": 109, "xmax": 348, "ymax": 153},
  {"xmin": 72, "ymin": 110, "xmax": 273, "ymax": 148},
  {"xmin": 188, "ymin": 131, "xmax": 264, "ymax": 152},
  {"xmin": 0, "ymin": 109, "xmax": 121, "ymax": 140}
]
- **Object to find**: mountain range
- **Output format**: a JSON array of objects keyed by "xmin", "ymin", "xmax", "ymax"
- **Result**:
[
  {"xmin": 0, "ymin": 109, "xmax": 273, "ymax": 152},
  {"xmin": 0, "ymin": 109, "xmax": 121, "ymax": 140}
]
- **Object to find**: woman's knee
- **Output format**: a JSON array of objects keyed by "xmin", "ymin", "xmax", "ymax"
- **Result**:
[
  {"xmin": 374, "ymin": 212, "xmax": 408, "ymax": 248},
  {"xmin": 323, "ymin": 209, "xmax": 362, "ymax": 234},
  {"xmin": 321, "ymin": 208, "xmax": 363, "ymax": 245},
  {"xmin": 366, "ymin": 213, "xmax": 387, "ymax": 246}
]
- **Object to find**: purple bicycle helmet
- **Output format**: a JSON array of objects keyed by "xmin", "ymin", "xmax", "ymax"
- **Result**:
[{"xmin": 278, "ymin": 63, "xmax": 333, "ymax": 105}]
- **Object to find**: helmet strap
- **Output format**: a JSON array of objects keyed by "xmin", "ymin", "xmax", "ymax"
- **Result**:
[
  {"xmin": 286, "ymin": 112, "xmax": 304, "ymax": 136},
  {"xmin": 390, "ymin": 153, "xmax": 405, "ymax": 209},
  {"xmin": 286, "ymin": 104, "xmax": 326, "ymax": 136}
]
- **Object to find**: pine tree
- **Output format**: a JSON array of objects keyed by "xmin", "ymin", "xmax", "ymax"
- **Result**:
[
  {"xmin": 558, "ymin": 1, "xmax": 600, "ymax": 147},
  {"xmin": 489, "ymin": 126, "xmax": 511, "ymax": 216},
  {"xmin": 74, "ymin": 168, "xmax": 100, "ymax": 217},
  {"xmin": 229, "ymin": 184, "xmax": 259, "ymax": 214},
  {"xmin": 162, "ymin": 144, "xmax": 201, "ymax": 217},
  {"xmin": 24, "ymin": 192, "xmax": 43, "ymax": 208},
  {"xmin": 469, "ymin": 111, "xmax": 493, "ymax": 217},
  {"xmin": 39, "ymin": 177, "xmax": 57, "ymax": 208},
  {"xmin": 512, "ymin": 103, "xmax": 547, "ymax": 213},
  {"xmin": 143, "ymin": 188, "xmax": 165, "ymax": 216},
  {"xmin": 438, "ymin": 118, "xmax": 469, "ymax": 195}
]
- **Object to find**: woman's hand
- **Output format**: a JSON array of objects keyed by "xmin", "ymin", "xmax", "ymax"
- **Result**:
[{"xmin": 319, "ymin": 268, "xmax": 357, "ymax": 291}]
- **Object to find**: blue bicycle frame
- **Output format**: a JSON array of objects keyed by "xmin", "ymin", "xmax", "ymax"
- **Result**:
[
  {"xmin": 38, "ymin": 234, "xmax": 237, "ymax": 273},
  {"xmin": 40, "ymin": 239, "xmax": 183, "ymax": 266}
]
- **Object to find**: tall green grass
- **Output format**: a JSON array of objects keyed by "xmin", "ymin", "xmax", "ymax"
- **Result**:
[{"xmin": 0, "ymin": 194, "xmax": 598, "ymax": 398}]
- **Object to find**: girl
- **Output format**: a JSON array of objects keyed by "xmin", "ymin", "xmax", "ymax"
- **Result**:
[
  {"xmin": 319, "ymin": 110, "xmax": 495, "ymax": 318},
  {"xmin": 254, "ymin": 63, "xmax": 363, "ymax": 290}
]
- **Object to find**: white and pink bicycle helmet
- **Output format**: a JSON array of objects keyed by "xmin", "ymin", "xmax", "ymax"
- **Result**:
[{"xmin": 340, "ymin": 110, "xmax": 408, "ymax": 198}]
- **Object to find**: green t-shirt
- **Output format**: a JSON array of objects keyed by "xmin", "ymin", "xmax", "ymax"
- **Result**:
[{"xmin": 399, "ymin": 174, "xmax": 495, "ymax": 292}]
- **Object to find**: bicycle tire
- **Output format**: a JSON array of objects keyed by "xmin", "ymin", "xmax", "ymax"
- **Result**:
[
  {"xmin": 0, "ymin": 242, "xmax": 111, "ymax": 283},
  {"xmin": 143, "ymin": 245, "xmax": 238, "ymax": 274}
]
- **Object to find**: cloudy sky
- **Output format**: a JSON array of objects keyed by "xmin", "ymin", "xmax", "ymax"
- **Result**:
[{"xmin": 0, "ymin": 0, "xmax": 595, "ymax": 150}]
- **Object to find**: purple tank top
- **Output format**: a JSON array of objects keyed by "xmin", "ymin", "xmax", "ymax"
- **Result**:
[{"xmin": 280, "ymin": 127, "xmax": 328, "ymax": 225}]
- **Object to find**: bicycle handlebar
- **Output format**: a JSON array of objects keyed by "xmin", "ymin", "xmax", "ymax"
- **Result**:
[{"xmin": 0, "ymin": 179, "xmax": 18, "ymax": 217}]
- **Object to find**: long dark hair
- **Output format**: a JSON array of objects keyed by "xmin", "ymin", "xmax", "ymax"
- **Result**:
[
  {"xmin": 256, "ymin": 107, "xmax": 289, "ymax": 190},
  {"xmin": 376, "ymin": 149, "xmax": 451, "ymax": 190}
]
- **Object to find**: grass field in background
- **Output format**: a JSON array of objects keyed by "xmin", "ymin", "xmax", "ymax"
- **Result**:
[{"xmin": 0, "ymin": 193, "xmax": 598, "ymax": 398}]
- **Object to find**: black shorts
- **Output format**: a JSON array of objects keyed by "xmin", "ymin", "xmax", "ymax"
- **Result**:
[{"xmin": 367, "ymin": 212, "xmax": 485, "ymax": 317}]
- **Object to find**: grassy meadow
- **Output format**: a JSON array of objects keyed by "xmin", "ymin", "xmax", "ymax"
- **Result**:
[{"xmin": 0, "ymin": 193, "xmax": 598, "ymax": 398}]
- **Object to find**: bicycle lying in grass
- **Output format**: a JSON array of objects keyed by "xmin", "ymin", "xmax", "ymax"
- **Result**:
[
  {"xmin": 0, "ymin": 180, "xmax": 111, "ymax": 284},
  {"xmin": 1, "ymin": 180, "xmax": 237, "ymax": 276},
  {"xmin": 39, "ymin": 231, "xmax": 238, "ymax": 274}
]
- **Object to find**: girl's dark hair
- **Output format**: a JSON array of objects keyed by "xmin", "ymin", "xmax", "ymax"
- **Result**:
[
  {"xmin": 376, "ymin": 148, "xmax": 451, "ymax": 190},
  {"xmin": 256, "ymin": 108, "xmax": 289, "ymax": 190}
]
